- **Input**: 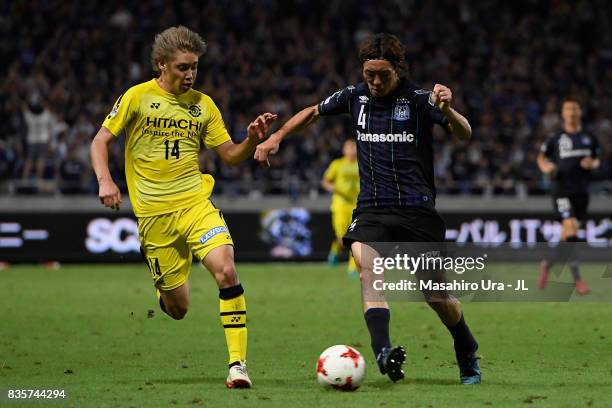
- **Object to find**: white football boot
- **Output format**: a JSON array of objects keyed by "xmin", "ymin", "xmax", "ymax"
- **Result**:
[{"xmin": 225, "ymin": 361, "xmax": 252, "ymax": 389}]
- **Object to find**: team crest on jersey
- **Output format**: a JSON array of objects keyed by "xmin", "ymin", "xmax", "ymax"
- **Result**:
[
  {"xmin": 188, "ymin": 104, "xmax": 201, "ymax": 118},
  {"xmin": 359, "ymin": 95, "xmax": 369, "ymax": 104},
  {"xmin": 582, "ymin": 136, "xmax": 591, "ymax": 145},
  {"xmin": 393, "ymin": 102, "xmax": 410, "ymax": 121}
]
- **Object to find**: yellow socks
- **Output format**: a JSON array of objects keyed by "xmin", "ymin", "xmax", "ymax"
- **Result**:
[{"xmin": 219, "ymin": 284, "xmax": 247, "ymax": 365}]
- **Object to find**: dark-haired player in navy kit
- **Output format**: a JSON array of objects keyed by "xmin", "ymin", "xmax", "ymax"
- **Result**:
[
  {"xmin": 537, "ymin": 98, "xmax": 600, "ymax": 295},
  {"xmin": 255, "ymin": 33, "xmax": 481, "ymax": 384}
]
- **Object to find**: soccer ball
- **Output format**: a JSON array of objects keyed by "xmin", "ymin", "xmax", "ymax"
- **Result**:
[{"xmin": 316, "ymin": 345, "xmax": 366, "ymax": 391}]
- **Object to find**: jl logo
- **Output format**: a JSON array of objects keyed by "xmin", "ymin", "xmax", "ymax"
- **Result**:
[{"xmin": 393, "ymin": 103, "xmax": 410, "ymax": 121}]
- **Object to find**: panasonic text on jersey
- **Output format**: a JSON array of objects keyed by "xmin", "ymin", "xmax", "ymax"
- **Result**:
[{"xmin": 356, "ymin": 130, "xmax": 415, "ymax": 143}]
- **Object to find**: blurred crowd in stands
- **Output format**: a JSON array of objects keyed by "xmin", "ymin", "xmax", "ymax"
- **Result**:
[{"xmin": 1, "ymin": 0, "xmax": 610, "ymax": 197}]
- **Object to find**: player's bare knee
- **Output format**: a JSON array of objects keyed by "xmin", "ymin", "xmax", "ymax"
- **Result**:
[
  {"xmin": 215, "ymin": 264, "xmax": 238, "ymax": 287},
  {"xmin": 160, "ymin": 293, "xmax": 189, "ymax": 320},
  {"xmin": 424, "ymin": 290, "xmax": 452, "ymax": 305}
]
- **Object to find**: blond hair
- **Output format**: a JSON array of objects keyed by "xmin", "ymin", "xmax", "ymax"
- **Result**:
[{"xmin": 151, "ymin": 26, "xmax": 207, "ymax": 72}]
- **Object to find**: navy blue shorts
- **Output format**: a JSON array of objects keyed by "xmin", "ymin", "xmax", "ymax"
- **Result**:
[
  {"xmin": 343, "ymin": 206, "xmax": 446, "ymax": 248},
  {"xmin": 553, "ymin": 193, "xmax": 589, "ymax": 222}
]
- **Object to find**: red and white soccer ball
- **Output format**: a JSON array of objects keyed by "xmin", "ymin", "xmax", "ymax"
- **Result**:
[{"xmin": 316, "ymin": 345, "xmax": 366, "ymax": 391}]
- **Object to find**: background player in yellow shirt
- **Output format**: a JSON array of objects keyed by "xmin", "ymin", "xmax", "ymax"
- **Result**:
[
  {"xmin": 321, "ymin": 139, "xmax": 359, "ymax": 276},
  {"xmin": 90, "ymin": 26, "xmax": 276, "ymax": 389}
]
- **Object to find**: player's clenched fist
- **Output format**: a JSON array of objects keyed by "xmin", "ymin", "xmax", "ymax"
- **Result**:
[
  {"xmin": 253, "ymin": 135, "xmax": 280, "ymax": 168},
  {"xmin": 431, "ymin": 84, "xmax": 453, "ymax": 112},
  {"xmin": 98, "ymin": 179, "xmax": 122, "ymax": 211}
]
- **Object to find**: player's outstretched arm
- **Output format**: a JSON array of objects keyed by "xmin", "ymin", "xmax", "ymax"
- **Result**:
[
  {"xmin": 91, "ymin": 127, "xmax": 122, "ymax": 210},
  {"xmin": 537, "ymin": 152, "xmax": 556, "ymax": 174},
  {"xmin": 215, "ymin": 113, "xmax": 277, "ymax": 166},
  {"xmin": 254, "ymin": 105, "xmax": 320, "ymax": 167},
  {"xmin": 431, "ymin": 84, "xmax": 471, "ymax": 141}
]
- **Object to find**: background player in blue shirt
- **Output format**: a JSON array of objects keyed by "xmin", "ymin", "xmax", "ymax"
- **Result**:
[
  {"xmin": 537, "ymin": 98, "xmax": 601, "ymax": 295},
  {"xmin": 255, "ymin": 33, "xmax": 480, "ymax": 384}
]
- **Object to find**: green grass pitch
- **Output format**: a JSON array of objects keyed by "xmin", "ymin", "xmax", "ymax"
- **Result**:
[{"xmin": 1, "ymin": 263, "xmax": 611, "ymax": 407}]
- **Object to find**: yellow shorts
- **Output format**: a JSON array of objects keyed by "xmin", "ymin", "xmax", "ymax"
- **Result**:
[
  {"xmin": 138, "ymin": 199, "xmax": 233, "ymax": 291},
  {"xmin": 331, "ymin": 206, "xmax": 355, "ymax": 240}
]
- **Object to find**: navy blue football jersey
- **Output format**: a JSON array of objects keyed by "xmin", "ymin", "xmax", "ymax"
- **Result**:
[
  {"xmin": 318, "ymin": 81, "xmax": 451, "ymax": 208},
  {"xmin": 541, "ymin": 131, "xmax": 600, "ymax": 195}
]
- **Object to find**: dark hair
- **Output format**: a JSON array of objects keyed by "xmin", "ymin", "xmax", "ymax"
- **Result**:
[
  {"xmin": 561, "ymin": 97, "xmax": 581, "ymax": 107},
  {"xmin": 358, "ymin": 33, "xmax": 407, "ymax": 77}
]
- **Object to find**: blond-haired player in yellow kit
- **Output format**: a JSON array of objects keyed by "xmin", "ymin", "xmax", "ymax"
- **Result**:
[
  {"xmin": 90, "ymin": 26, "xmax": 276, "ymax": 389},
  {"xmin": 321, "ymin": 139, "xmax": 359, "ymax": 276}
]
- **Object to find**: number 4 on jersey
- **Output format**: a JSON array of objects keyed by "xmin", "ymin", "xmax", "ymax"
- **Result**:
[
  {"xmin": 357, "ymin": 105, "xmax": 366, "ymax": 129},
  {"xmin": 164, "ymin": 140, "xmax": 180, "ymax": 159}
]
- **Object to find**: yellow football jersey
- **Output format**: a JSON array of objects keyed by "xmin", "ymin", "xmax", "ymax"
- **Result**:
[
  {"xmin": 323, "ymin": 157, "xmax": 360, "ymax": 210},
  {"xmin": 102, "ymin": 79, "xmax": 230, "ymax": 217}
]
